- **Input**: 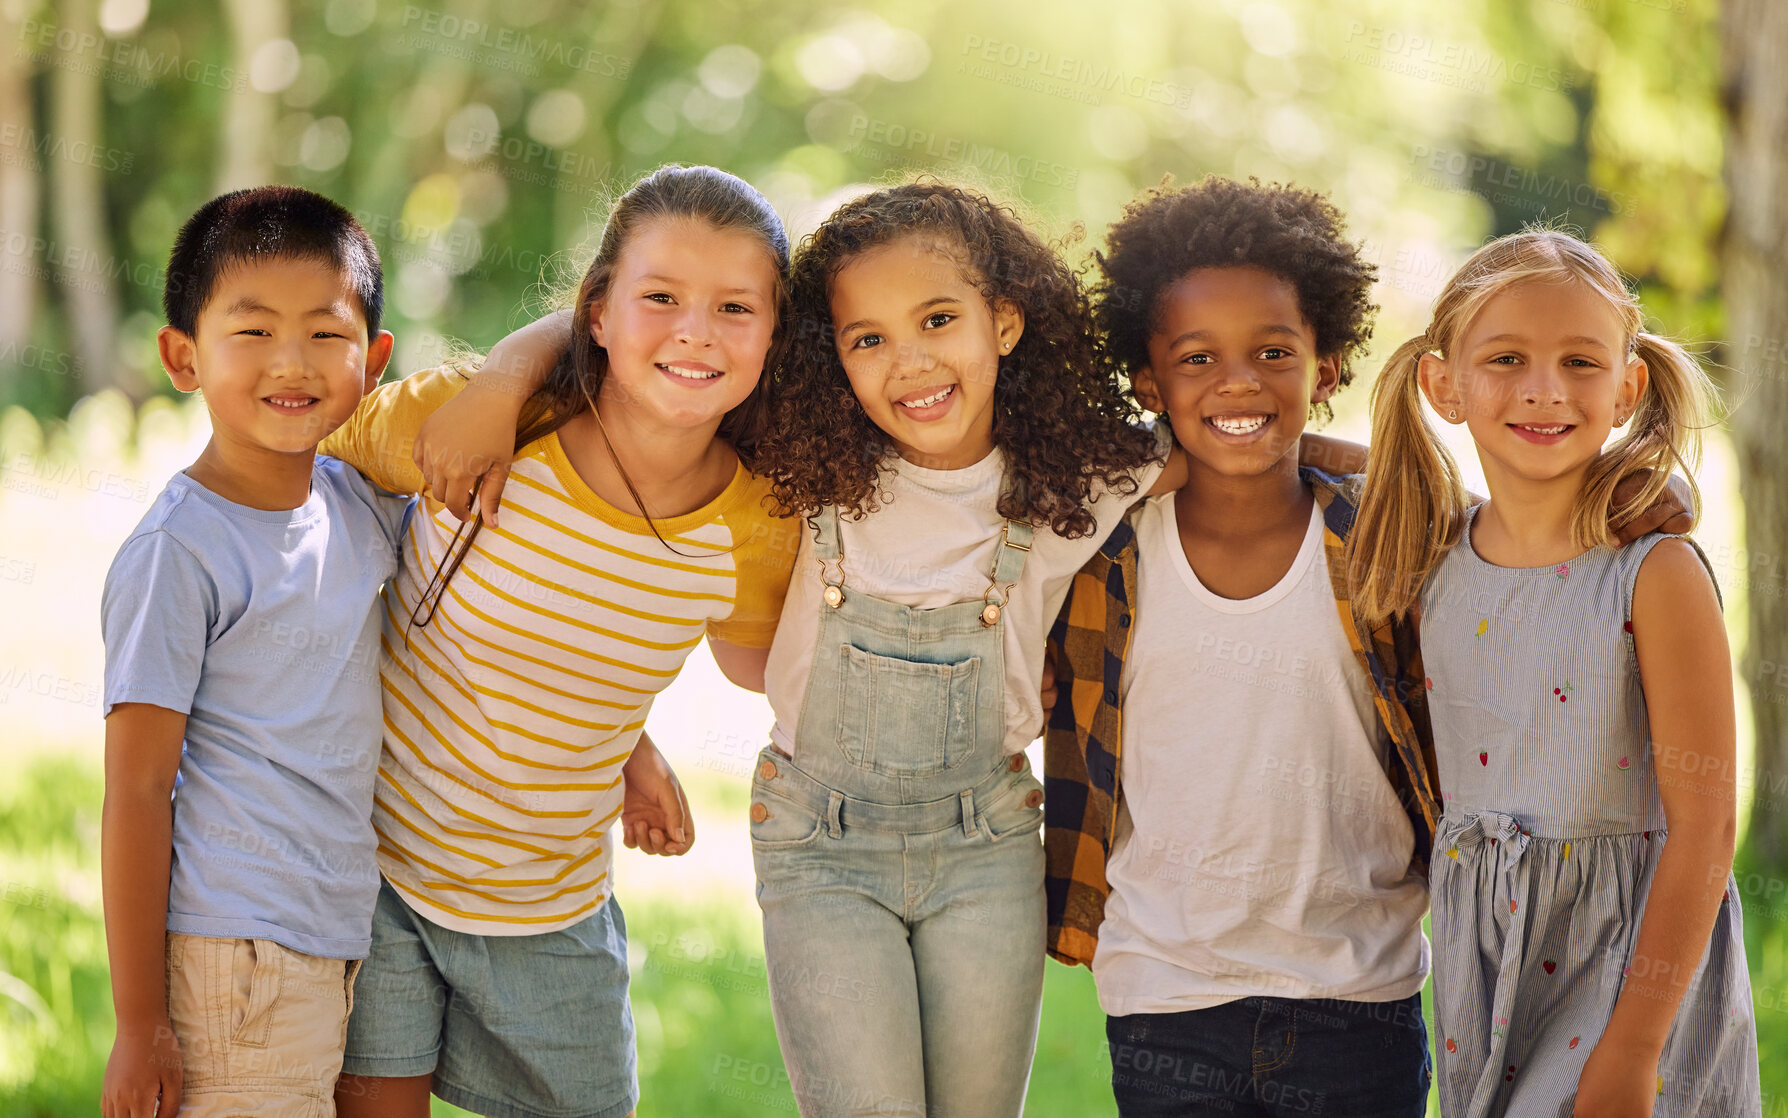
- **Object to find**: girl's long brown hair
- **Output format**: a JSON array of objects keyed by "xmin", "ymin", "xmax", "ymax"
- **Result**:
[
  {"xmin": 1347, "ymin": 229, "xmax": 1717, "ymax": 624},
  {"xmin": 410, "ymin": 165, "xmax": 790, "ymax": 627}
]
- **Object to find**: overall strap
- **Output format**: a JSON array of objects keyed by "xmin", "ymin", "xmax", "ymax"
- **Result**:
[
  {"xmin": 812, "ymin": 506, "xmax": 848, "ymax": 608},
  {"xmin": 989, "ymin": 520, "xmax": 1034, "ymax": 584},
  {"xmin": 810, "ymin": 505, "xmax": 842, "ymax": 561},
  {"xmin": 977, "ymin": 520, "xmax": 1035, "ymax": 625}
]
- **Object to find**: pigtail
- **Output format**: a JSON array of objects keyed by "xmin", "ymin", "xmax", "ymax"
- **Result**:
[
  {"xmin": 1573, "ymin": 331, "xmax": 1716, "ymax": 547},
  {"xmin": 1349, "ymin": 334, "xmax": 1468, "ymax": 625}
]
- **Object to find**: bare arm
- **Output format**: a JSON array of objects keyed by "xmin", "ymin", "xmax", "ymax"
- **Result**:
[
  {"xmin": 620, "ymin": 732, "xmax": 693, "ymax": 856},
  {"xmin": 413, "ymin": 309, "xmax": 574, "ymax": 524},
  {"xmin": 1611, "ymin": 472, "xmax": 1696, "ymax": 546},
  {"xmin": 709, "ymin": 636, "xmax": 770, "ymax": 694},
  {"xmin": 101, "ymin": 703, "xmax": 187, "ymax": 1118},
  {"xmin": 1574, "ymin": 539, "xmax": 1735, "ymax": 1118}
]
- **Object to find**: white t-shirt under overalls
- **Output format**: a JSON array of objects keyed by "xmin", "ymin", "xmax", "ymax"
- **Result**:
[{"xmin": 764, "ymin": 447, "xmax": 1164, "ymax": 757}]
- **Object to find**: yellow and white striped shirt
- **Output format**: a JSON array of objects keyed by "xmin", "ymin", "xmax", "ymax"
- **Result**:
[{"xmin": 322, "ymin": 367, "xmax": 796, "ymax": 933}]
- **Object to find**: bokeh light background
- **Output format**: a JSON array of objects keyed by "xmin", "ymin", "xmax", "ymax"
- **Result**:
[{"xmin": 0, "ymin": 0, "xmax": 1773, "ymax": 1114}]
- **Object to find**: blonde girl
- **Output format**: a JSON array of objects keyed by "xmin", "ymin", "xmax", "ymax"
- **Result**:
[{"xmin": 1350, "ymin": 230, "xmax": 1760, "ymax": 1118}]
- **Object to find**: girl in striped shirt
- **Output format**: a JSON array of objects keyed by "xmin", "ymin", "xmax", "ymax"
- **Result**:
[{"xmin": 323, "ymin": 165, "xmax": 803, "ymax": 1118}]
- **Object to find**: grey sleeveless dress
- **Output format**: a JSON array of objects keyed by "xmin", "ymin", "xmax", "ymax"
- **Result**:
[{"xmin": 1420, "ymin": 512, "xmax": 1759, "ymax": 1117}]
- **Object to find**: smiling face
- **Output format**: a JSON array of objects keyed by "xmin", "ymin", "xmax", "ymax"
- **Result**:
[
  {"xmin": 828, "ymin": 235, "xmax": 1024, "ymax": 470},
  {"xmin": 1135, "ymin": 266, "xmax": 1338, "ymax": 478},
  {"xmin": 590, "ymin": 217, "xmax": 780, "ymax": 432},
  {"xmin": 161, "ymin": 254, "xmax": 389, "ymax": 455},
  {"xmin": 1421, "ymin": 279, "xmax": 1646, "ymax": 488}
]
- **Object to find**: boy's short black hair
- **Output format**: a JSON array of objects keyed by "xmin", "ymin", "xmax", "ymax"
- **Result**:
[
  {"xmin": 163, "ymin": 185, "xmax": 383, "ymax": 337},
  {"xmin": 1094, "ymin": 175, "xmax": 1377, "ymax": 423}
]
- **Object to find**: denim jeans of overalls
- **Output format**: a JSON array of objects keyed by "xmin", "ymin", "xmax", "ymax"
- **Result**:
[{"xmin": 751, "ymin": 506, "xmax": 1048, "ymax": 1118}]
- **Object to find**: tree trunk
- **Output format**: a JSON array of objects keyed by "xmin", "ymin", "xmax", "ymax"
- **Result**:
[
  {"xmin": 1722, "ymin": 0, "xmax": 1788, "ymax": 872},
  {"xmin": 0, "ymin": 1, "xmax": 41, "ymax": 362},
  {"xmin": 47, "ymin": 0, "xmax": 122, "ymax": 395},
  {"xmin": 215, "ymin": 0, "xmax": 286, "ymax": 193}
]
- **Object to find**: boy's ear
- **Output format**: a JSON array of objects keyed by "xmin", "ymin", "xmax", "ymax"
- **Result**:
[
  {"xmin": 1311, "ymin": 353, "xmax": 1342, "ymax": 404},
  {"xmin": 1133, "ymin": 365, "xmax": 1164, "ymax": 413},
  {"xmin": 992, "ymin": 297, "xmax": 1024, "ymax": 355},
  {"xmin": 1417, "ymin": 352, "xmax": 1464, "ymax": 423},
  {"xmin": 364, "ymin": 330, "xmax": 395, "ymax": 394},
  {"xmin": 157, "ymin": 326, "xmax": 200, "ymax": 393}
]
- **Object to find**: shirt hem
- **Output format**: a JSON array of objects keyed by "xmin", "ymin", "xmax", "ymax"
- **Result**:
[
  {"xmin": 1096, "ymin": 971, "xmax": 1428, "ymax": 1017},
  {"xmin": 379, "ymin": 873, "xmax": 612, "ymax": 937},
  {"xmin": 102, "ymin": 689, "xmax": 195, "ymax": 717},
  {"xmin": 165, "ymin": 914, "xmax": 370, "ymax": 959}
]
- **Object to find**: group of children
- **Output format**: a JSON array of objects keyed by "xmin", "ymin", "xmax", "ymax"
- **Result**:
[{"xmin": 97, "ymin": 162, "xmax": 1759, "ymax": 1118}]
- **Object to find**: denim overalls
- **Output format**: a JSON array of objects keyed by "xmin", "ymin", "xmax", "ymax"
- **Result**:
[{"xmin": 751, "ymin": 506, "xmax": 1048, "ymax": 1118}]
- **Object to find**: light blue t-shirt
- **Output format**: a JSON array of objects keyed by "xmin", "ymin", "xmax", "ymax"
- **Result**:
[{"xmin": 101, "ymin": 455, "xmax": 412, "ymax": 958}]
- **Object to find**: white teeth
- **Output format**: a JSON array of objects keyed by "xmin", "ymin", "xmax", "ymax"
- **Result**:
[
  {"xmin": 1209, "ymin": 415, "xmax": 1268, "ymax": 435},
  {"xmin": 659, "ymin": 364, "xmax": 721, "ymax": 380},
  {"xmin": 1521, "ymin": 424, "xmax": 1568, "ymax": 435},
  {"xmin": 266, "ymin": 398, "xmax": 314, "ymax": 409},
  {"xmin": 898, "ymin": 386, "xmax": 954, "ymax": 409}
]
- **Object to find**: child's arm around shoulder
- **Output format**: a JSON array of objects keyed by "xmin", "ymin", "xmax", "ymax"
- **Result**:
[
  {"xmin": 1574, "ymin": 537, "xmax": 1733, "ymax": 1118},
  {"xmin": 100, "ymin": 702, "xmax": 186, "ymax": 1118},
  {"xmin": 319, "ymin": 366, "xmax": 481, "ymax": 502},
  {"xmin": 411, "ymin": 310, "xmax": 573, "ymax": 525}
]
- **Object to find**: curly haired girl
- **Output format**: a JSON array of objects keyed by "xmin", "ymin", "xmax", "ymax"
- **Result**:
[{"xmin": 743, "ymin": 180, "xmax": 1178, "ymax": 1117}]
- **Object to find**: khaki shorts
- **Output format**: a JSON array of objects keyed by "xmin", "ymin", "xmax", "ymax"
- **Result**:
[{"xmin": 166, "ymin": 933, "xmax": 360, "ymax": 1117}]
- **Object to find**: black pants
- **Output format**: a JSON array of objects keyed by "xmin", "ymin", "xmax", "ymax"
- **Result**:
[{"xmin": 1106, "ymin": 993, "xmax": 1431, "ymax": 1117}]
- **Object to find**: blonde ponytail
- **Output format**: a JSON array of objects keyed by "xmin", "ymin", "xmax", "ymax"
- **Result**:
[
  {"xmin": 1349, "ymin": 334, "xmax": 1468, "ymax": 625},
  {"xmin": 1573, "ymin": 331, "xmax": 1716, "ymax": 549}
]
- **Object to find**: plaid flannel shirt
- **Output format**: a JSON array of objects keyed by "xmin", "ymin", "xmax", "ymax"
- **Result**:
[{"xmin": 1042, "ymin": 468, "xmax": 1440, "ymax": 968}]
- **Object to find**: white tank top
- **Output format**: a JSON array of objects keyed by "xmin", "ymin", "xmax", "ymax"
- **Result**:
[{"xmin": 1092, "ymin": 493, "xmax": 1430, "ymax": 1014}]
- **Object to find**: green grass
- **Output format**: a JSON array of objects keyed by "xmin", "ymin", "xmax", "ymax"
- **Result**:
[
  {"xmin": 5, "ymin": 755, "xmax": 1782, "ymax": 1117},
  {"xmin": 0, "ymin": 757, "xmax": 1118, "ymax": 1117}
]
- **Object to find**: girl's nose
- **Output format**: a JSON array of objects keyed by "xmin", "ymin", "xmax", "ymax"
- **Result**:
[
  {"xmin": 889, "ymin": 337, "xmax": 937, "ymax": 376},
  {"xmin": 1520, "ymin": 372, "xmax": 1567, "ymax": 406},
  {"xmin": 676, "ymin": 309, "xmax": 715, "ymax": 346}
]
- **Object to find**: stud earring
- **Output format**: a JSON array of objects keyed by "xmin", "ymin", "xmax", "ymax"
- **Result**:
[{"xmin": 1448, "ymin": 409, "xmax": 1458, "ymax": 420}]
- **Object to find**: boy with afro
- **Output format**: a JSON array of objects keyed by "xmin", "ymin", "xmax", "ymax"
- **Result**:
[{"xmin": 1043, "ymin": 176, "xmax": 1438, "ymax": 1116}]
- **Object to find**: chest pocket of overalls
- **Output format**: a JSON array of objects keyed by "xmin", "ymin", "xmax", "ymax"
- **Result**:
[{"xmin": 836, "ymin": 645, "xmax": 981, "ymax": 777}]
